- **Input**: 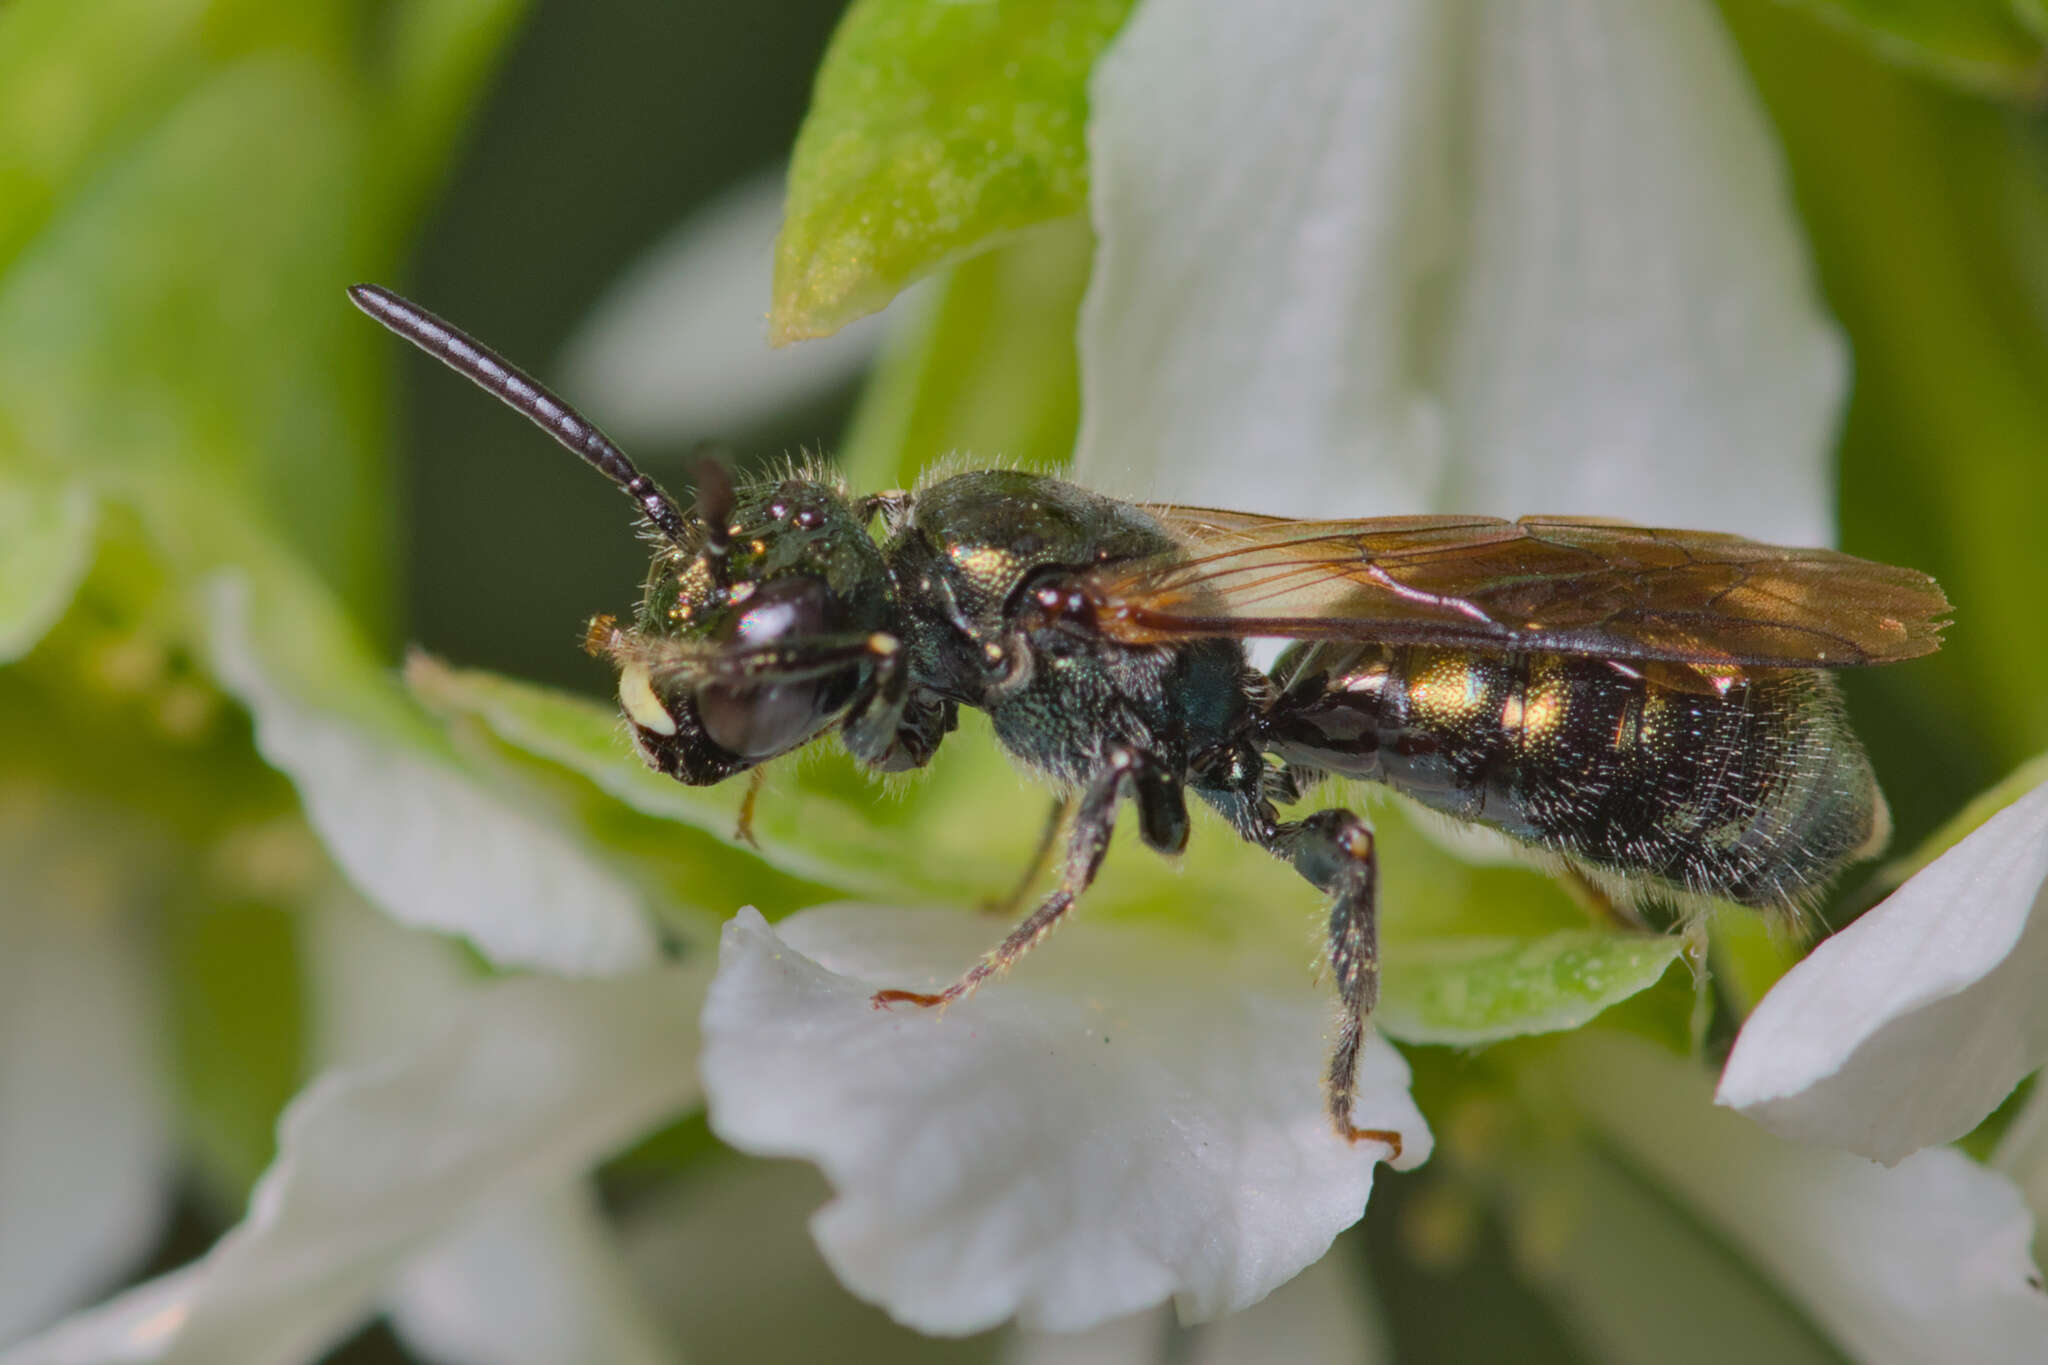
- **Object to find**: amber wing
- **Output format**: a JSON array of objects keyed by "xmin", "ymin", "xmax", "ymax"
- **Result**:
[{"xmin": 1097, "ymin": 506, "xmax": 1950, "ymax": 668}]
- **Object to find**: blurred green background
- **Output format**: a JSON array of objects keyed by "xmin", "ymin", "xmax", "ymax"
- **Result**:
[{"xmin": 401, "ymin": 0, "xmax": 853, "ymax": 692}]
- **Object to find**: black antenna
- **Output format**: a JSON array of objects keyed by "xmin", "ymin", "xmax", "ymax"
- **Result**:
[{"xmin": 347, "ymin": 283, "xmax": 693, "ymax": 547}]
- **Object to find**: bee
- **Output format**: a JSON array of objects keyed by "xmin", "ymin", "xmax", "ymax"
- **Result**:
[{"xmin": 350, "ymin": 284, "xmax": 1950, "ymax": 1154}]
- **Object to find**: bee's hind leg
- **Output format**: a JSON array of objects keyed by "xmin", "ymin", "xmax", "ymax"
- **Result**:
[
  {"xmin": 1197, "ymin": 757, "xmax": 1401, "ymax": 1157},
  {"xmin": 1277, "ymin": 809, "xmax": 1402, "ymax": 1159}
]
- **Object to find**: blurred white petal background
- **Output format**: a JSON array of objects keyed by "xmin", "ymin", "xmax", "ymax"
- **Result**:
[
  {"xmin": 208, "ymin": 579, "xmax": 658, "ymax": 976},
  {"xmin": 1077, "ymin": 0, "xmax": 1843, "ymax": 546},
  {"xmin": 1568, "ymin": 1034, "xmax": 2048, "ymax": 1365},
  {"xmin": 0, "ymin": 795, "xmax": 171, "ymax": 1349}
]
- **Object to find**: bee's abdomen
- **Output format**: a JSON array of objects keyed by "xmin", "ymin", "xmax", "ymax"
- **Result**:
[{"xmin": 1265, "ymin": 645, "xmax": 1885, "ymax": 909}]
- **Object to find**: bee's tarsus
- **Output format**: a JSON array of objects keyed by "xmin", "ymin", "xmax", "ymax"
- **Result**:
[{"xmin": 1345, "ymin": 1126, "xmax": 1403, "ymax": 1161}]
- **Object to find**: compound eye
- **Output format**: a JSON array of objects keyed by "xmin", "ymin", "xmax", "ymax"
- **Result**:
[
  {"xmin": 697, "ymin": 576, "xmax": 844, "ymax": 758},
  {"xmin": 726, "ymin": 576, "xmax": 832, "ymax": 645},
  {"xmin": 696, "ymin": 678, "xmax": 831, "ymax": 759}
]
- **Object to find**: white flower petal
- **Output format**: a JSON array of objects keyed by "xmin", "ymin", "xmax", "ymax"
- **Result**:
[
  {"xmin": 1007, "ymin": 1245, "xmax": 1386, "ymax": 1365},
  {"xmin": 0, "ymin": 803, "xmax": 171, "ymax": 1346},
  {"xmin": 0, "ymin": 964, "xmax": 707, "ymax": 1365},
  {"xmin": 1566, "ymin": 1033, "xmax": 2048, "ymax": 1365},
  {"xmin": 387, "ymin": 1184, "xmax": 681, "ymax": 1365},
  {"xmin": 0, "ymin": 480, "xmax": 96, "ymax": 664},
  {"xmin": 304, "ymin": 902, "xmax": 682, "ymax": 1362},
  {"xmin": 1438, "ymin": 0, "xmax": 1842, "ymax": 542},
  {"xmin": 208, "ymin": 577, "xmax": 657, "ymax": 975},
  {"xmin": 701, "ymin": 905, "xmax": 1430, "ymax": 1337},
  {"xmin": 1079, "ymin": 0, "xmax": 1458, "ymax": 515},
  {"xmin": 559, "ymin": 166, "xmax": 907, "ymax": 444},
  {"xmin": 1078, "ymin": 0, "xmax": 1840, "ymax": 545},
  {"xmin": 1718, "ymin": 778, "xmax": 2048, "ymax": 1163}
]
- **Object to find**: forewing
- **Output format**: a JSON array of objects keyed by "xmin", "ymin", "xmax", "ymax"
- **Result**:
[{"xmin": 1108, "ymin": 509, "xmax": 1950, "ymax": 667}]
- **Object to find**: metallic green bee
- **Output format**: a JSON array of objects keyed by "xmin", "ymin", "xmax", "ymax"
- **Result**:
[{"xmin": 351, "ymin": 284, "xmax": 1950, "ymax": 1152}]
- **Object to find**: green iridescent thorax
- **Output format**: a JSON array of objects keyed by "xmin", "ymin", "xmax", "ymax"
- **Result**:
[{"xmin": 903, "ymin": 470, "xmax": 1177, "ymax": 621}]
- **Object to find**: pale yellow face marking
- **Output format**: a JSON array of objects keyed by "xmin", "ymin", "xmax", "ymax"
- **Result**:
[{"xmin": 619, "ymin": 662, "xmax": 677, "ymax": 736}]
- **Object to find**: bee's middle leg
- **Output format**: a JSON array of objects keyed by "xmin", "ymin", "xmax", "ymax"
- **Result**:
[
  {"xmin": 981, "ymin": 794, "xmax": 1072, "ymax": 917},
  {"xmin": 871, "ymin": 743, "xmax": 1181, "ymax": 1011}
]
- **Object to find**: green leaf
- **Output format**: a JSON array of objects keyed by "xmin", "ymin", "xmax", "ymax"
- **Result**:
[
  {"xmin": 1378, "ymin": 931, "xmax": 1685, "ymax": 1046},
  {"xmin": 1779, "ymin": 0, "xmax": 2048, "ymax": 99},
  {"xmin": 772, "ymin": 0, "xmax": 1133, "ymax": 342},
  {"xmin": 839, "ymin": 216, "xmax": 1093, "ymax": 489},
  {"xmin": 406, "ymin": 655, "xmax": 1041, "ymax": 909},
  {"xmin": 406, "ymin": 652, "xmax": 1623, "ymax": 971},
  {"xmin": 0, "ymin": 478, "xmax": 94, "ymax": 663}
]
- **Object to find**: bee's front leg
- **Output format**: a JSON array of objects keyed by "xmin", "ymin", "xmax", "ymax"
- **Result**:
[
  {"xmin": 840, "ymin": 640, "xmax": 909, "ymax": 762},
  {"xmin": 870, "ymin": 743, "xmax": 1178, "ymax": 1011},
  {"xmin": 842, "ymin": 644, "xmax": 957, "ymax": 772}
]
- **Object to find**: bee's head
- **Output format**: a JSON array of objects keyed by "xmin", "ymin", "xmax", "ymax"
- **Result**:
[
  {"xmin": 597, "ymin": 466, "xmax": 895, "ymax": 784},
  {"xmin": 340, "ymin": 286, "xmax": 896, "ymax": 785}
]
